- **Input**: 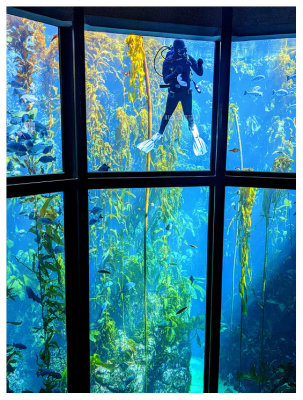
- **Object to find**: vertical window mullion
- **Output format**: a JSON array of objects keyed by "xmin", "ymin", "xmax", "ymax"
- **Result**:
[
  {"xmin": 204, "ymin": 6, "xmax": 232, "ymax": 393},
  {"xmin": 64, "ymin": 7, "xmax": 90, "ymax": 393}
]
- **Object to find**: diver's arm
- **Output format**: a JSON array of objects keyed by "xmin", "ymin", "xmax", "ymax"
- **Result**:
[
  {"xmin": 188, "ymin": 55, "xmax": 203, "ymax": 76},
  {"xmin": 163, "ymin": 61, "xmax": 183, "ymax": 84}
]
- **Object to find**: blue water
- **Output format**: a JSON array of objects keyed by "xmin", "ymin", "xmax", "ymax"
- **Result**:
[{"xmin": 6, "ymin": 15, "xmax": 296, "ymax": 394}]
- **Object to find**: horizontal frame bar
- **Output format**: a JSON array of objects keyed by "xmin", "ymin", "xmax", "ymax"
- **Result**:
[
  {"xmin": 7, "ymin": 173, "xmax": 295, "ymax": 199},
  {"xmin": 6, "ymin": 178, "xmax": 77, "ymax": 198},
  {"xmin": 7, "ymin": 6, "xmax": 72, "ymax": 27}
]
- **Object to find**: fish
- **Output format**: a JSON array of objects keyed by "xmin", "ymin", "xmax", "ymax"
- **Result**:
[
  {"xmin": 176, "ymin": 306, "xmax": 188, "ymax": 315},
  {"xmin": 122, "ymin": 375, "xmax": 136, "ymax": 389},
  {"xmin": 157, "ymin": 320, "xmax": 169, "ymax": 328},
  {"xmin": 7, "ymin": 160, "xmax": 14, "ymax": 171},
  {"xmin": 166, "ymin": 223, "xmax": 173, "ymax": 230},
  {"xmin": 29, "ymin": 211, "xmax": 37, "ymax": 220},
  {"xmin": 13, "ymin": 343, "xmax": 27, "ymax": 349},
  {"xmin": 196, "ymin": 332, "xmax": 201, "ymax": 347},
  {"xmin": 272, "ymin": 89, "xmax": 288, "ymax": 96},
  {"xmin": 97, "ymin": 302, "xmax": 108, "ymax": 320},
  {"xmin": 24, "ymin": 140, "xmax": 34, "ymax": 148},
  {"xmin": 98, "ymin": 163, "xmax": 110, "ymax": 172},
  {"xmin": 98, "ymin": 270, "xmax": 111, "ymax": 274},
  {"xmin": 228, "ymin": 148, "xmax": 239, "ymax": 152},
  {"xmin": 26, "ymin": 286, "xmax": 41, "ymax": 304},
  {"xmin": 7, "ymin": 321, "xmax": 22, "ymax": 325},
  {"xmin": 89, "ymin": 218, "xmax": 99, "ymax": 225},
  {"xmin": 124, "ymin": 71, "xmax": 130, "ymax": 77},
  {"xmin": 287, "ymin": 73, "xmax": 296, "ymax": 81},
  {"xmin": 7, "ymin": 125, "xmax": 19, "ymax": 135},
  {"xmin": 33, "ymin": 121, "xmax": 48, "ymax": 137},
  {"xmin": 28, "ymin": 143, "xmax": 47, "ymax": 154},
  {"xmin": 21, "ymin": 94, "xmax": 38, "ymax": 103},
  {"xmin": 51, "ymin": 33, "xmax": 58, "ymax": 42},
  {"xmin": 119, "ymin": 362, "xmax": 130, "ymax": 371},
  {"xmin": 189, "ymin": 275, "xmax": 194, "ymax": 285},
  {"xmin": 150, "ymin": 203, "xmax": 155, "ymax": 206},
  {"xmin": 8, "ymin": 79, "xmax": 24, "ymax": 88},
  {"xmin": 189, "ymin": 244, "xmax": 198, "ymax": 249},
  {"xmin": 252, "ymin": 75, "xmax": 265, "ymax": 81},
  {"xmin": 22, "ymin": 114, "xmax": 30, "ymax": 123},
  {"xmin": 7, "ymin": 142, "xmax": 27, "ymax": 154},
  {"xmin": 91, "ymin": 206, "xmax": 103, "ymax": 214},
  {"xmin": 39, "ymin": 156, "xmax": 56, "ymax": 163},
  {"xmin": 53, "ymin": 245, "xmax": 64, "ymax": 254},
  {"xmin": 13, "ymin": 88, "xmax": 21, "ymax": 96},
  {"xmin": 120, "ymin": 282, "xmax": 135, "ymax": 294},
  {"xmin": 37, "ymin": 369, "xmax": 61, "ymax": 379},
  {"xmin": 10, "ymin": 117, "xmax": 22, "ymax": 125},
  {"xmin": 18, "ymin": 131, "xmax": 32, "ymax": 140},
  {"xmin": 170, "ymin": 262, "xmax": 177, "ymax": 266},
  {"xmin": 42, "ymin": 145, "xmax": 53, "ymax": 154},
  {"xmin": 244, "ymin": 90, "xmax": 263, "ymax": 97},
  {"xmin": 104, "ymin": 281, "xmax": 113, "ymax": 288},
  {"xmin": 38, "ymin": 217, "xmax": 54, "ymax": 225}
]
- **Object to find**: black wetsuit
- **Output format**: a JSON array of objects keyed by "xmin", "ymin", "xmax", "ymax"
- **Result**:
[{"xmin": 159, "ymin": 51, "xmax": 203, "ymax": 134}]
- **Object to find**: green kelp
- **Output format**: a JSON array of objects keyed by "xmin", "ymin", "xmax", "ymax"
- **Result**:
[
  {"xmin": 85, "ymin": 31, "xmax": 212, "ymax": 173},
  {"xmin": 88, "ymin": 186, "xmax": 208, "ymax": 393},
  {"xmin": 7, "ymin": 193, "xmax": 66, "ymax": 393},
  {"xmin": 237, "ymin": 187, "xmax": 258, "ymax": 315},
  {"xmin": 6, "ymin": 15, "xmax": 61, "ymax": 176}
]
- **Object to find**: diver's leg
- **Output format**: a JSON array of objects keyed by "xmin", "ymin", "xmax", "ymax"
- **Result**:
[
  {"xmin": 180, "ymin": 91, "xmax": 194, "ymax": 129},
  {"xmin": 181, "ymin": 91, "xmax": 207, "ymax": 156},
  {"xmin": 159, "ymin": 92, "xmax": 179, "ymax": 134},
  {"xmin": 137, "ymin": 93, "xmax": 179, "ymax": 153}
]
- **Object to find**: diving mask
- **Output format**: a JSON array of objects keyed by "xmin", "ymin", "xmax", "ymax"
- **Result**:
[{"xmin": 177, "ymin": 48, "xmax": 187, "ymax": 57}]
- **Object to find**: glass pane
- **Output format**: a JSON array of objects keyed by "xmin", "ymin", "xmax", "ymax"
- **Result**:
[
  {"xmin": 227, "ymin": 39, "xmax": 296, "ymax": 172},
  {"xmin": 89, "ymin": 187, "xmax": 208, "ymax": 392},
  {"xmin": 7, "ymin": 15, "xmax": 62, "ymax": 177},
  {"xmin": 7, "ymin": 193, "xmax": 67, "ymax": 393},
  {"xmin": 219, "ymin": 187, "xmax": 296, "ymax": 393},
  {"xmin": 85, "ymin": 31, "xmax": 215, "ymax": 172}
]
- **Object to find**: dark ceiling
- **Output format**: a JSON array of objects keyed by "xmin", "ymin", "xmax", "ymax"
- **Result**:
[{"xmin": 7, "ymin": 7, "xmax": 295, "ymax": 37}]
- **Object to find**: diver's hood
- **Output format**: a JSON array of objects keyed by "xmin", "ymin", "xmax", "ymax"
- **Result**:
[{"xmin": 173, "ymin": 39, "xmax": 186, "ymax": 51}]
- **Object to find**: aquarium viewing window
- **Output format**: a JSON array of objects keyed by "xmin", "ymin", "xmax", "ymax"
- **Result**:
[
  {"xmin": 6, "ymin": 6, "xmax": 296, "ymax": 394},
  {"xmin": 84, "ymin": 31, "xmax": 215, "ymax": 172},
  {"xmin": 6, "ymin": 15, "xmax": 63, "ymax": 177}
]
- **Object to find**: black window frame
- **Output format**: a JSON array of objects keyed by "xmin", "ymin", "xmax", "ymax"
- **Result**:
[{"xmin": 6, "ymin": 6, "xmax": 296, "ymax": 393}]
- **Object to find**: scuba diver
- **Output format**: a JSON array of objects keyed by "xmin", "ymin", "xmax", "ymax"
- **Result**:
[{"xmin": 137, "ymin": 39, "xmax": 207, "ymax": 156}]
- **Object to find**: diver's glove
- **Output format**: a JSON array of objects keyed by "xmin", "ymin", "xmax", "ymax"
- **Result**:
[
  {"xmin": 198, "ymin": 58, "xmax": 203, "ymax": 67},
  {"xmin": 191, "ymin": 124, "xmax": 207, "ymax": 156},
  {"xmin": 164, "ymin": 65, "xmax": 183, "ymax": 84}
]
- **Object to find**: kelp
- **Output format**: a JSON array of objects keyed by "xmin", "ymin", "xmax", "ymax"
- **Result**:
[
  {"xmin": 7, "ymin": 194, "xmax": 66, "ymax": 392},
  {"xmin": 7, "ymin": 16, "xmax": 60, "ymax": 175},
  {"xmin": 236, "ymin": 187, "xmax": 258, "ymax": 315},
  {"xmin": 228, "ymin": 104, "xmax": 243, "ymax": 169}
]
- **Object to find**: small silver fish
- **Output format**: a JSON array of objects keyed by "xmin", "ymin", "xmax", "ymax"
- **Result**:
[
  {"xmin": 272, "ymin": 89, "xmax": 288, "ymax": 96},
  {"xmin": 244, "ymin": 90, "xmax": 263, "ymax": 97},
  {"xmin": 252, "ymin": 75, "xmax": 265, "ymax": 81}
]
